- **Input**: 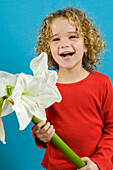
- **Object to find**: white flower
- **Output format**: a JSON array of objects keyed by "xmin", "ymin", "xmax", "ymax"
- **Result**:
[
  {"xmin": 0, "ymin": 52, "xmax": 62, "ymax": 143},
  {"xmin": 12, "ymin": 72, "xmax": 61, "ymax": 130},
  {"xmin": 0, "ymin": 71, "xmax": 17, "ymax": 144}
]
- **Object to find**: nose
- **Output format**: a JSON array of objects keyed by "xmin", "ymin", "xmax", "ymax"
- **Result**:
[{"xmin": 60, "ymin": 38, "xmax": 70, "ymax": 48}]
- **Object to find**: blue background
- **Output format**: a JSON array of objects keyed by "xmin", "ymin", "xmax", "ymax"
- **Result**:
[{"xmin": 0, "ymin": 0, "xmax": 113, "ymax": 169}]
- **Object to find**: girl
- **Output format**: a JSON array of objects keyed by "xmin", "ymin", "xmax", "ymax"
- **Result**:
[{"xmin": 32, "ymin": 7, "xmax": 113, "ymax": 170}]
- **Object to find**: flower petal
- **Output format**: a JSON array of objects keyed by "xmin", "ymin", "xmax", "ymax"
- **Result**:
[
  {"xmin": 20, "ymin": 95, "xmax": 47, "ymax": 121},
  {"xmin": 37, "ymin": 84, "xmax": 62, "ymax": 108},
  {"xmin": 13, "ymin": 73, "xmax": 47, "ymax": 97},
  {"xmin": 13, "ymin": 98, "xmax": 46, "ymax": 130},
  {"xmin": 47, "ymin": 70, "xmax": 58, "ymax": 85},
  {"xmin": 30, "ymin": 52, "xmax": 48, "ymax": 76},
  {"xmin": 12, "ymin": 73, "xmax": 30, "ymax": 103},
  {"xmin": 25, "ymin": 71, "xmax": 58, "ymax": 97},
  {"xmin": 12, "ymin": 101, "xmax": 33, "ymax": 130},
  {"xmin": 26, "ymin": 73, "xmax": 48, "ymax": 96},
  {"xmin": 30, "ymin": 106, "xmax": 47, "ymax": 122},
  {"xmin": 1, "ymin": 100, "xmax": 13, "ymax": 117},
  {"xmin": 0, "ymin": 117, "xmax": 6, "ymax": 144},
  {"xmin": 0, "ymin": 71, "xmax": 17, "ymax": 97}
]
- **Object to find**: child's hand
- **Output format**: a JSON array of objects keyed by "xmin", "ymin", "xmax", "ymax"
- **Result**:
[
  {"xmin": 77, "ymin": 157, "xmax": 99, "ymax": 170},
  {"xmin": 34, "ymin": 121, "xmax": 55, "ymax": 143}
]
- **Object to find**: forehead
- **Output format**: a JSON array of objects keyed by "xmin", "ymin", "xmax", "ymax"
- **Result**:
[{"xmin": 50, "ymin": 17, "xmax": 76, "ymax": 34}]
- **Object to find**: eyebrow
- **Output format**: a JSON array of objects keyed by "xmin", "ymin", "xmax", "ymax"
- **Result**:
[
  {"xmin": 50, "ymin": 34, "xmax": 59, "ymax": 39},
  {"xmin": 50, "ymin": 32, "xmax": 78, "ymax": 38}
]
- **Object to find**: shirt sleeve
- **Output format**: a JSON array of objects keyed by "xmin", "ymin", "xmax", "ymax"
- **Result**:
[
  {"xmin": 91, "ymin": 77, "xmax": 113, "ymax": 170},
  {"xmin": 32, "ymin": 108, "xmax": 50, "ymax": 149}
]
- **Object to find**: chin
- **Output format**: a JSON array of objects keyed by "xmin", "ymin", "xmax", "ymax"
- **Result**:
[{"xmin": 60, "ymin": 65, "xmax": 75, "ymax": 70}]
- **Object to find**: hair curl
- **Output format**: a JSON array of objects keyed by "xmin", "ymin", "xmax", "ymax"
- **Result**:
[{"xmin": 36, "ymin": 7, "xmax": 105, "ymax": 72}]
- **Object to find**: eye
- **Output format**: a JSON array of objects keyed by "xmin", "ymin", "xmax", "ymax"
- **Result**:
[
  {"xmin": 69, "ymin": 35, "xmax": 78, "ymax": 39},
  {"xmin": 53, "ymin": 38, "xmax": 60, "ymax": 41}
]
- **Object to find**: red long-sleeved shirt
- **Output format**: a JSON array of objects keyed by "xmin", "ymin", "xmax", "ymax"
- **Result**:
[{"xmin": 32, "ymin": 72, "xmax": 113, "ymax": 170}]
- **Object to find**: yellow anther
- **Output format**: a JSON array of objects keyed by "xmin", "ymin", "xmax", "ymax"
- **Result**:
[{"xmin": 36, "ymin": 102, "xmax": 39, "ymax": 107}]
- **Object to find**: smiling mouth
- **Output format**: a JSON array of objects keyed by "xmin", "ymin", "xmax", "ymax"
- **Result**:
[{"xmin": 60, "ymin": 52, "xmax": 74, "ymax": 57}]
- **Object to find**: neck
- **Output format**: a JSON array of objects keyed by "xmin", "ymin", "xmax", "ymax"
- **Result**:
[{"xmin": 57, "ymin": 66, "xmax": 90, "ymax": 83}]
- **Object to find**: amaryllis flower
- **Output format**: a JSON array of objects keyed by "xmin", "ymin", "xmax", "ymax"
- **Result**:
[
  {"xmin": 0, "ymin": 71, "xmax": 17, "ymax": 144},
  {"xmin": 12, "ymin": 72, "xmax": 61, "ymax": 130}
]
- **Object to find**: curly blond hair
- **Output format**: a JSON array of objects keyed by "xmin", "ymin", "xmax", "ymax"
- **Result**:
[{"xmin": 36, "ymin": 7, "xmax": 105, "ymax": 72}]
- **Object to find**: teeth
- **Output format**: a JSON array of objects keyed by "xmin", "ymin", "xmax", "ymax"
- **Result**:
[
  {"xmin": 63, "ymin": 53, "xmax": 69, "ymax": 54},
  {"xmin": 60, "ymin": 52, "xmax": 74, "ymax": 57}
]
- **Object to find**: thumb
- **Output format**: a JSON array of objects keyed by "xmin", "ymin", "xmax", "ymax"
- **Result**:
[
  {"xmin": 81, "ymin": 157, "xmax": 90, "ymax": 163},
  {"xmin": 77, "ymin": 157, "xmax": 88, "ymax": 170}
]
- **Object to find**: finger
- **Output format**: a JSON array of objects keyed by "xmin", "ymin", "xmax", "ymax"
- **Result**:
[
  {"xmin": 40, "ymin": 122, "xmax": 51, "ymax": 133},
  {"xmin": 35, "ymin": 122, "xmax": 51, "ymax": 138},
  {"xmin": 34, "ymin": 121, "xmax": 46, "ymax": 136},
  {"xmin": 34, "ymin": 121, "xmax": 46, "ymax": 131},
  {"xmin": 48, "ymin": 128, "xmax": 55, "ymax": 140},
  {"xmin": 81, "ymin": 157, "xmax": 90, "ymax": 163},
  {"xmin": 43, "ymin": 129, "xmax": 55, "ymax": 143},
  {"xmin": 81, "ymin": 157, "xmax": 99, "ymax": 169},
  {"xmin": 46, "ymin": 125, "xmax": 54, "ymax": 135},
  {"xmin": 77, "ymin": 164, "xmax": 87, "ymax": 170},
  {"xmin": 77, "ymin": 157, "xmax": 88, "ymax": 170},
  {"xmin": 39, "ymin": 124, "xmax": 55, "ymax": 142}
]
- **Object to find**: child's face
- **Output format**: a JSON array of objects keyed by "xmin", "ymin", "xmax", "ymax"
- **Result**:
[{"xmin": 50, "ymin": 17, "xmax": 87, "ymax": 70}]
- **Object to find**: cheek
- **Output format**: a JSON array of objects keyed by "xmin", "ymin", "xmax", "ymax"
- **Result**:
[
  {"xmin": 50, "ymin": 45, "xmax": 59, "ymax": 63},
  {"xmin": 50, "ymin": 44, "xmax": 57, "ymax": 55},
  {"xmin": 75, "ymin": 42, "xmax": 84, "ymax": 53}
]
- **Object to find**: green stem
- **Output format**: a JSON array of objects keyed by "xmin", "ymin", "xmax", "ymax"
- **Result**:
[{"xmin": 32, "ymin": 116, "xmax": 86, "ymax": 169}]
